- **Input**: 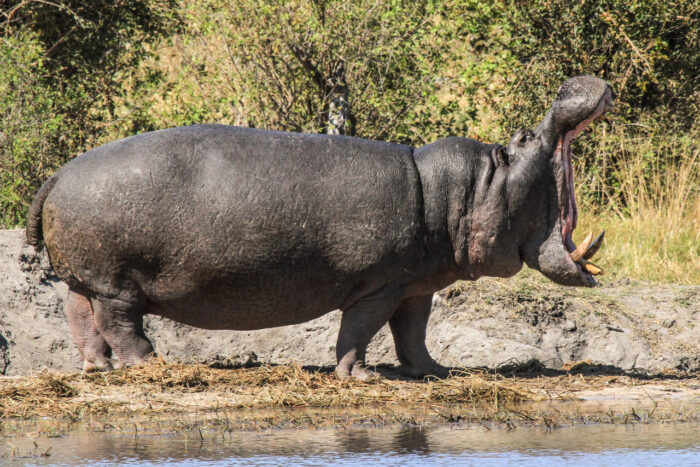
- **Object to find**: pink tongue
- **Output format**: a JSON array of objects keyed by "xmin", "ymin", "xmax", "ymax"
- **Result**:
[
  {"xmin": 565, "ymin": 134, "xmax": 577, "ymax": 232},
  {"xmin": 561, "ymin": 134, "xmax": 577, "ymax": 250},
  {"xmin": 558, "ymin": 92, "xmax": 611, "ymax": 251}
]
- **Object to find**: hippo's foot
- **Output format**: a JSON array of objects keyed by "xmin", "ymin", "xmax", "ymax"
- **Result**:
[
  {"xmin": 336, "ymin": 361, "xmax": 381, "ymax": 380},
  {"xmin": 390, "ymin": 294, "xmax": 449, "ymax": 379},
  {"xmin": 80, "ymin": 339, "xmax": 115, "ymax": 373},
  {"xmin": 82, "ymin": 357, "xmax": 115, "ymax": 374},
  {"xmin": 399, "ymin": 362, "xmax": 450, "ymax": 379},
  {"xmin": 335, "ymin": 293, "xmax": 403, "ymax": 380}
]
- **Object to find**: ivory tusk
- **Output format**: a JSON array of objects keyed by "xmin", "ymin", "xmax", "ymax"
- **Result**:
[
  {"xmin": 569, "ymin": 232, "xmax": 593, "ymax": 262},
  {"xmin": 583, "ymin": 230, "xmax": 605, "ymax": 260},
  {"xmin": 582, "ymin": 260, "xmax": 604, "ymax": 276}
]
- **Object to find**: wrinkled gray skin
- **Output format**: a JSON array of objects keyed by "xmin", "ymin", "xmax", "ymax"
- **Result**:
[{"xmin": 27, "ymin": 75, "xmax": 613, "ymax": 378}]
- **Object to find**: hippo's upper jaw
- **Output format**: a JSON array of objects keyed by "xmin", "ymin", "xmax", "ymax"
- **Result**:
[{"xmin": 520, "ymin": 76, "xmax": 614, "ymax": 287}]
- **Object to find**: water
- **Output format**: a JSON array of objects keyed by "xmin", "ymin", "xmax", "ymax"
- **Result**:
[{"xmin": 4, "ymin": 423, "xmax": 700, "ymax": 466}]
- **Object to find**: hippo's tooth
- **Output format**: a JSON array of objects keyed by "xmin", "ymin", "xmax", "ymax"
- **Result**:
[
  {"xmin": 583, "ymin": 230, "xmax": 605, "ymax": 260},
  {"xmin": 582, "ymin": 260, "xmax": 604, "ymax": 276},
  {"xmin": 569, "ymin": 231, "xmax": 593, "ymax": 262}
]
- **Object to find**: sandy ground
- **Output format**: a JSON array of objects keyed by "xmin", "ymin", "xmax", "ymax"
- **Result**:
[{"xmin": 1, "ymin": 228, "xmax": 699, "ymax": 377}]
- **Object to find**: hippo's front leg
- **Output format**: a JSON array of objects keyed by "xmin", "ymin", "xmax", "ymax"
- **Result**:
[
  {"xmin": 335, "ymin": 292, "xmax": 403, "ymax": 379},
  {"xmin": 389, "ymin": 294, "xmax": 449, "ymax": 378}
]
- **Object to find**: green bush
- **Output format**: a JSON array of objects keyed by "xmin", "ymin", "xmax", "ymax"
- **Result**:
[
  {"xmin": 0, "ymin": 0, "xmax": 177, "ymax": 228},
  {"xmin": 0, "ymin": 31, "xmax": 67, "ymax": 226},
  {"xmin": 1, "ymin": 0, "xmax": 698, "ymax": 227},
  {"xmin": 505, "ymin": 0, "xmax": 699, "ymax": 129},
  {"xmin": 139, "ymin": 0, "xmax": 511, "ymax": 144}
]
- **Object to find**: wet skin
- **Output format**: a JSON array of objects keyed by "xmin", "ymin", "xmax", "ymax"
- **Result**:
[{"xmin": 27, "ymin": 76, "xmax": 613, "ymax": 378}]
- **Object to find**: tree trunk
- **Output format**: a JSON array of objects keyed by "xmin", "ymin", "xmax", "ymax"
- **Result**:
[{"xmin": 326, "ymin": 62, "xmax": 351, "ymax": 135}]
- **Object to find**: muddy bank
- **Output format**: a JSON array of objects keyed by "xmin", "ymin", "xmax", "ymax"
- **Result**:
[
  {"xmin": 1, "ymin": 228, "xmax": 699, "ymax": 376},
  {"xmin": 1, "ymin": 361, "xmax": 698, "ymax": 433}
]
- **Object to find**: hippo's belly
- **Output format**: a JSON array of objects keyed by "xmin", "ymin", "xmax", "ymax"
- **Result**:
[{"xmin": 141, "ymin": 262, "xmax": 357, "ymax": 330}]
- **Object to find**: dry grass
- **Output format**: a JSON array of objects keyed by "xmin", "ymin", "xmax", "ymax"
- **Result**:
[
  {"xmin": 575, "ymin": 123, "xmax": 700, "ymax": 284},
  {"xmin": 0, "ymin": 361, "xmax": 698, "ymax": 436},
  {"xmin": 0, "ymin": 361, "xmax": 527, "ymax": 422}
]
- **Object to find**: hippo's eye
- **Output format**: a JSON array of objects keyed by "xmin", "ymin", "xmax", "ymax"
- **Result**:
[{"xmin": 517, "ymin": 130, "xmax": 535, "ymax": 146}]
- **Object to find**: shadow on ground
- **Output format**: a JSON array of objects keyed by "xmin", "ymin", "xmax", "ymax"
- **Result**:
[{"xmin": 206, "ymin": 359, "xmax": 698, "ymax": 382}]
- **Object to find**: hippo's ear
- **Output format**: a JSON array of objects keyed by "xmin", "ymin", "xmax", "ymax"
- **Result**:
[{"xmin": 491, "ymin": 146, "xmax": 509, "ymax": 167}]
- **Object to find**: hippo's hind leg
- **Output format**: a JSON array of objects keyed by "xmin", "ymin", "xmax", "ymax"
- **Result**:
[
  {"xmin": 336, "ymin": 292, "xmax": 402, "ymax": 380},
  {"xmin": 389, "ymin": 294, "xmax": 449, "ymax": 378},
  {"xmin": 65, "ymin": 288, "xmax": 113, "ymax": 372},
  {"xmin": 90, "ymin": 294, "xmax": 154, "ymax": 368}
]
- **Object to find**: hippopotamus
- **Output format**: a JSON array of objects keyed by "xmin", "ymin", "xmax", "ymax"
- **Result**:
[{"xmin": 27, "ymin": 75, "xmax": 613, "ymax": 378}]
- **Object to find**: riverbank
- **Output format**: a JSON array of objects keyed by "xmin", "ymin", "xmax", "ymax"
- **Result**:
[
  {"xmin": 1, "ymin": 227, "xmax": 699, "ymax": 435},
  {"xmin": 0, "ymin": 361, "xmax": 698, "ymax": 438}
]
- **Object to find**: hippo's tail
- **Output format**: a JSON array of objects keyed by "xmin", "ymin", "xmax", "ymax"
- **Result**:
[{"xmin": 26, "ymin": 174, "xmax": 59, "ymax": 252}]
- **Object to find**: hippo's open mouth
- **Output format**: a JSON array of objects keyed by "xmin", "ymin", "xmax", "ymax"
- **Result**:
[{"xmin": 556, "ymin": 87, "xmax": 613, "ymax": 282}]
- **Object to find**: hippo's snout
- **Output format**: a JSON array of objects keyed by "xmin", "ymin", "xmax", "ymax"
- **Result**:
[{"xmin": 528, "ymin": 76, "xmax": 614, "ymax": 287}]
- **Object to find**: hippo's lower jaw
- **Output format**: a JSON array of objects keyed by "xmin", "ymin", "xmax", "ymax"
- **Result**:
[{"xmin": 554, "ymin": 87, "xmax": 613, "ymax": 286}]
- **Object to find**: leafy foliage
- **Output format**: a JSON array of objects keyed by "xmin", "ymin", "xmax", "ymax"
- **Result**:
[
  {"xmin": 504, "ymin": 0, "xmax": 699, "ymax": 129},
  {"xmin": 1, "ymin": 0, "xmax": 698, "ymax": 244},
  {"xmin": 498, "ymin": 0, "xmax": 699, "ymax": 208},
  {"xmin": 0, "ymin": 31, "xmax": 66, "ymax": 226},
  {"xmin": 0, "ymin": 0, "xmax": 177, "ymax": 226},
  {"xmin": 145, "ymin": 0, "xmax": 504, "ymax": 144}
]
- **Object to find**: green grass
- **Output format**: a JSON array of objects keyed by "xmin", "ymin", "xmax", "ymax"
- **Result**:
[{"xmin": 575, "ymin": 124, "xmax": 700, "ymax": 284}]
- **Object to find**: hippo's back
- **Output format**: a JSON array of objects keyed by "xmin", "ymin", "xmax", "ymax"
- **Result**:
[{"xmin": 42, "ymin": 125, "xmax": 426, "ymax": 329}]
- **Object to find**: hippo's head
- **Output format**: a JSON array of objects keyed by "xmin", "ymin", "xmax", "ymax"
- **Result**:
[{"xmin": 500, "ymin": 75, "xmax": 613, "ymax": 286}]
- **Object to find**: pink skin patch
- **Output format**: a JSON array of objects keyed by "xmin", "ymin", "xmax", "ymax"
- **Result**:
[{"xmin": 554, "ymin": 90, "xmax": 612, "ymax": 256}]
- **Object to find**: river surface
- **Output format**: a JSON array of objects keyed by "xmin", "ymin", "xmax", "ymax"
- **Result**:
[{"xmin": 4, "ymin": 422, "xmax": 700, "ymax": 466}]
